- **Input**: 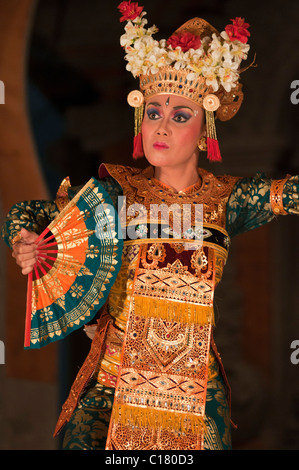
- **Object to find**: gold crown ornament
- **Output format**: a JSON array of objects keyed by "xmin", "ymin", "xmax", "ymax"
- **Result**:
[{"xmin": 118, "ymin": 1, "xmax": 252, "ymax": 161}]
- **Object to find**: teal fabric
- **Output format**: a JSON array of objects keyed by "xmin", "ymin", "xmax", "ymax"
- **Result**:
[
  {"xmin": 62, "ymin": 381, "xmax": 114, "ymax": 450},
  {"xmin": 226, "ymin": 172, "xmax": 274, "ymax": 237},
  {"xmin": 226, "ymin": 173, "xmax": 299, "ymax": 237},
  {"xmin": 1, "ymin": 199, "xmax": 59, "ymax": 248}
]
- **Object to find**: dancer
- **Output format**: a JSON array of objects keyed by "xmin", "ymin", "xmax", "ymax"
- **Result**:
[{"xmin": 2, "ymin": 2, "xmax": 298, "ymax": 450}]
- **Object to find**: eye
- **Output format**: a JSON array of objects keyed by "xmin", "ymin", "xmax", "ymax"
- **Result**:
[
  {"xmin": 146, "ymin": 108, "xmax": 161, "ymax": 120},
  {"xmin": 173, "ymin": 112, "xmax": 192, "ymax": 123}
]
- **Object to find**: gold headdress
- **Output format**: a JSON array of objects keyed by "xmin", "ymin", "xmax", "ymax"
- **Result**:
[{"xmin": 118, "ymin": 1, "xmax": 251, "ymax": 161}]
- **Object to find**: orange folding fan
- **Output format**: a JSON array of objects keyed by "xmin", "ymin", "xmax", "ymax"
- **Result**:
[{"xmin": 24, "ymin": 177, "xmax": 123, "ymax": 349}]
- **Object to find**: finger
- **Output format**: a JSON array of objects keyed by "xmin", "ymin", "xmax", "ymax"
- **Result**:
[
  {"xmin": 19, "ymin": 228, "xmax": 39, "ymax": 244},
  {"xmin": 12, "ymin": 254, "xmax": 36, "ymax": 274},
  {"xmin": 21, "ymin": 264, "xmax": 35, "ymax": 275},
  {"xmin": 15, "ymin": 255, "xmax": 37, "ymax": 270},
  {"xmin": 13, "ymin": 243, "xmax": 37, "ymax": 256},
  {"xmin": 14, "ymin": 251, "xmax": 37, "ymax": 264}
]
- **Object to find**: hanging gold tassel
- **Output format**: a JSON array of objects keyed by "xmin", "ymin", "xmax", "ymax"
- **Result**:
[
  {"xmin": 134, "ymin": 104, "xmax": 144, "ymax": 137},
  {"xmin": 113, "ymin": 403, "xmax": 207, "ymax": 435},
  {"xmin": 134, "ymin": 295, "xmax": 214, "ymax": 326},
  {"xmin": 205, "ymin": 110, "xmax": 222, "ymax": 162},
  {"xmin": 132, "ymin": 104, "xmax": 144, "ymax": 159}
]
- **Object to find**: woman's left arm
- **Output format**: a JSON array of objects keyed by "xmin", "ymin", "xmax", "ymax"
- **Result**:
[{"xmin": 226, "ymin": 173, "xmax": 299, "ymax": 238}]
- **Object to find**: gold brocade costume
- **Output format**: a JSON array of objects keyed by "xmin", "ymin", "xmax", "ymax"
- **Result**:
[
  {"xmin": 2, "ymin": 2, "xmax": 298, "ymax": 449},
  {"xmin": 55, "ymin": 164, "xmax": 240, "ymax": 450}
]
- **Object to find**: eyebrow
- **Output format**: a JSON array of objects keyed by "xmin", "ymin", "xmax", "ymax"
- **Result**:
[
  {"xmin": 147, "ymin": 102, "xmax": 162, "ymax": 107},
  {"xmin": 146, "ymin": 102, "xmax": 194, "ymax": 112},
  {"xmin": 173, "ymin": 106, "xmax": 194, "ymax": 112}
]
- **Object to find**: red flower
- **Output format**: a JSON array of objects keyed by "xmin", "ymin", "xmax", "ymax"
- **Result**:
[
  {"xmin": 118, "ymin": 1, "xmax": 144, "ymax": 22},
  {"xmin": 225, "ymin": 17, "xmax": 250, "ymax": 44},
  {"xmin": 167, "ymin": 32, "xmax": 202, "ymax": 52}
]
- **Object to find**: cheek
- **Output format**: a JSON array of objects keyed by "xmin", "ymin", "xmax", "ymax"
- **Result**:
[
  {"xmin": 178, "ymin": 124, "xmax": 201, "ymax": 148},
  {"xmin": 188, "ymin": 117, "xmax": 204, "ymax": 138},
  {"xmin": 141, "ymin": 120, "xmax": 147, "ymax": 137},
  {"xmin": 141, "ymin": 120, "xmax": 156, "ymax": 156}
]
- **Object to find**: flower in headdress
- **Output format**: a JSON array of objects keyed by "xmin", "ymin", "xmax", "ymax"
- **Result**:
[
  {"xmin": 230, "ymin": 40, "xmax": 250, "ymax": 63},
  {"xmin": 225, "ymin": 17, "xmax": 250, "ymax": 44},
  {"xmin": 125, "ymin": 35, "xmax": 161, "ymax": 76},
  {"xmin": 218, "ymin": 60, "xmax": 240, "ymax": 92},
  {"xmin": 146, "ymin": 41, "xmax": 172, "ymax": 73},
  {"xmin": 167, "ymin": 32, "xmax": 202, "ymax": 52},
  {"xmin": 118, "ymin": 1, "xmax": 144, "ymax": 23},
  {"xmin": 202, "ymin": 68, "xmax": 219, "ymax": 92},
  {"xmin": 121, "ymin": 21, "xmax": 146, "ymax": 49},
  {"xmin": 167, "ymin": 47, "xmax": 189, "ymax": 70},
  {"xmin": 209, "ymin": 33, "xmax": 231, "ymax": 62},
  {"xmin": 118, "ymin": 3, "xmax": 251, "ymax": 91}
]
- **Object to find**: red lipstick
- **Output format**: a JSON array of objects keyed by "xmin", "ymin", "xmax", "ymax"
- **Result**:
[{"xmin": 153, "ymin": 142, "xmax": 169, "ymax": 150}]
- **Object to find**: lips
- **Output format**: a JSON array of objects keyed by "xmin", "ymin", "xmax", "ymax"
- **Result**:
[{"xmin": 153, "ymin": 142, "xmax": 169, "ymax": 150}]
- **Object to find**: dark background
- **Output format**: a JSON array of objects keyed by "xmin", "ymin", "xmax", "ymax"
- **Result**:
[{"xmin": 0, "ymin": 0, "xmax": 298, "ymax": 450}]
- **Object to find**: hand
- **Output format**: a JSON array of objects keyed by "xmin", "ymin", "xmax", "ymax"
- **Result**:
[{"xmin": 12, "ymin": 228, "xmax": 39, "ymax": 275}]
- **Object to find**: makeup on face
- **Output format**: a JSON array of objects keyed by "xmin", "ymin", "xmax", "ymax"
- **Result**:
[
  {"xmin": 145, "ymin": 101, "xmax": 195, "ymax": 124},
  {"xmin": 141, "ymin": 94, "xmax": 205, "ymax": 169}
]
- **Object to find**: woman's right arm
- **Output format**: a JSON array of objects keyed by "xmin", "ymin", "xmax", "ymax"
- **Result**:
[
  {"xmin": 1, "ymin": 199, "xmax": 60, "ymax": 274},
  {"xmin": 1, "ymin": 199, "xmax": 59, "ymax": 248}
]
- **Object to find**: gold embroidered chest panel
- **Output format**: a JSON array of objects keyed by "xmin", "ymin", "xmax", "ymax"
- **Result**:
[{"xmin": 97, "ymin": 164, "xmax": 239, "ymax": 450}]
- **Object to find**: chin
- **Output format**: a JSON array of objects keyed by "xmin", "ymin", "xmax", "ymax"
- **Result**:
[{"xmin": 144, "ymin": 154, "xmax": 171, "ymax": 167}]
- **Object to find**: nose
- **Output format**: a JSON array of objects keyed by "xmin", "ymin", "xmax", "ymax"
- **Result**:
[{"xmin": 155, "ymin": 117, "xmax": 171, "ymax": 137}]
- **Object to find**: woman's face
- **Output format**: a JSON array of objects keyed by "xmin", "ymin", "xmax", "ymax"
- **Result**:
[{"xmin": 141, "ymin": 94, "xmax": 205, "ymax": 169}]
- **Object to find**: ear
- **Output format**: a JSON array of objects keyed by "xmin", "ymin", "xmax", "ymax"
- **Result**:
[{"xmin": 199, "ymin": 123, "xmax": 207, "ymax": 139}]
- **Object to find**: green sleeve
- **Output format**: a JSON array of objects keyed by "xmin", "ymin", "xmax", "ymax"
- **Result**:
[
  {"xmin": 282, "ymin": 175, "xmax": 299, "ymax": 213},
  {"xmin": 226, "ymin": 173, "xmax": 299, "ymax": 238},
  {"xmin": 1, "ymin": 200, "xmax": 60, "ymax": 248}
]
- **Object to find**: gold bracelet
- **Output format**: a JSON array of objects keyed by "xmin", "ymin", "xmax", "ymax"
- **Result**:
[
  {"xmin": 11, "ymin": 232, "xmax": 22, "ymax": 245},
  {"xmin": 270, "ymin": 178, "xmax": 289, "ymax": 215}
]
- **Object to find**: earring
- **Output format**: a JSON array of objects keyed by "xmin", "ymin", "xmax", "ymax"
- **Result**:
[{"xmin": 197, "ymin": 136, "xmax": 207, "ymax": 152}]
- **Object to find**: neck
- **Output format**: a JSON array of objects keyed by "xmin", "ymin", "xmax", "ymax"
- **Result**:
[{"xmin": 153, "ymin": 158, "xmax": 200, "ymax": 193}]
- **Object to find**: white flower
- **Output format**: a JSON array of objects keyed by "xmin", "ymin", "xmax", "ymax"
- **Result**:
[
  {"xmin": 186, "ymin": 72, "xmax": 199, "ymax": 81},
  {"xmin": 167, "ymin": 46, "xmax": 189, "ymax": 69},
  {"xmin": 186, "ymin": 58, "xmax": 205, "ymax": 77},
  {"xmin": 147, "ymin": 25, "xmax": 159, "ymax": 36},
  {"xmin": 132, "ymin": 12, "xmax": 148, "ymax": 26},
  {"xmin": 220, "ymin": 30, "xmax": 250, "ymax": 63},
  {"xmin": 204, "ymin": 71, "xmax": 219, "ymax": 91},
  {"xmin": 146, "ymin": 47, "xmax": 172, "ymax": 73},
  {"xmin": 121, "ymin": 22, "xmax": 144, "ymax": 48},
  {"xmin": 133, "ymin": 36, "xmax": 160, "ymax": 71},
  {"xmin": 120, "ymin": 9, "xmax": 250, "ymax": 89},
  {"xmin": 218, "ymin": 61, "xmax": 239, "ymax": 92},
  {"xmin": 230, "ymin": 41, "xmax": 250, "ymax": 64},
  {"xmin": 209, "ymin": 33, "xmax": 232, "ymax": 62},
  {"xmin": 187, "ymin": 47, "xmax": 204, "ymax": 61}
]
